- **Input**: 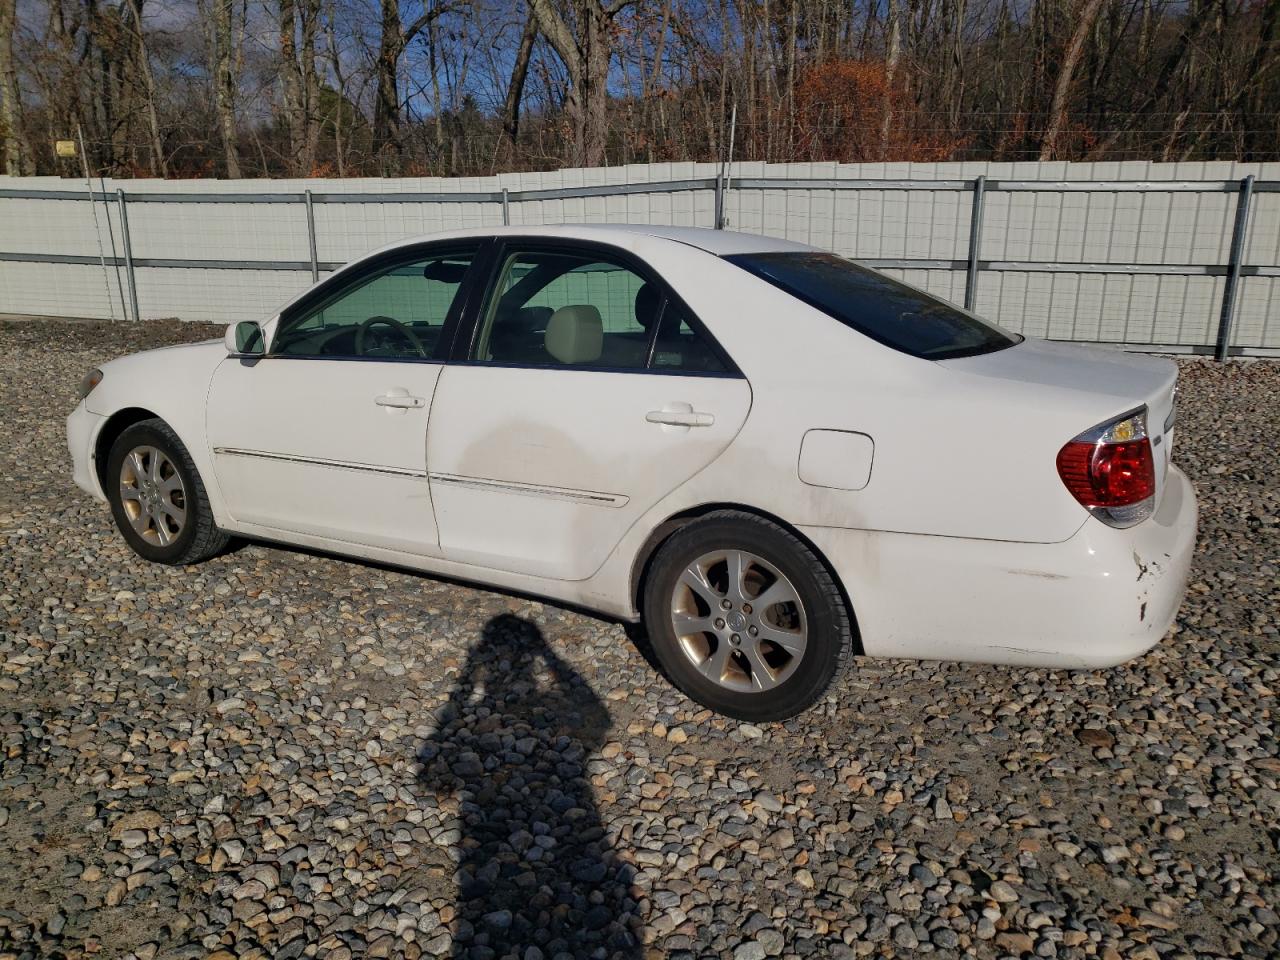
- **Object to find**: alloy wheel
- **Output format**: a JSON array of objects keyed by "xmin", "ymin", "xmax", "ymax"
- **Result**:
[
  {"xmin": 118, "ymin": 445, "xmax": 187, "ymax": 547},
  {"xmin": 670, "ymin": 549, "xmax": 808, "ymax": 693}
]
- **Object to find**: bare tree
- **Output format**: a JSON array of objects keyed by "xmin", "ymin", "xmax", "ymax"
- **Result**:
[
  {"xmin": 211, "ymin": 0, "xmax": 241, "ymax": 177},
  {"xmin": 527, "ymin": 0, "xmax": 635, "ymax": 166},
  {"xmin": 0, "ymin": 0, "xmax": 31, "ymax": 175},
  {"xmin": 502, "ymin": 11, "xmax": 538, "ymax": 147},
  {"xmin": 1040, "ymin": 0, "xmax": 1106, "ymax": 159},
  {"xmin": 123, "ymin": 0, "xmax": 169, "ymax": 176},
  {"xmin": 279, "ymin": 0, "xmax": 323, "ymax": 175},
  {"xmin": 3, "ymin": 0, "xmax": 1279, "ymax": 178},
  {"xmin": 373, "ymin": 0, "xmax": 456, "ymax": 171},
  {"xmin": 880, "ymin": 0, "xmax": 902, "ymax": 159}
]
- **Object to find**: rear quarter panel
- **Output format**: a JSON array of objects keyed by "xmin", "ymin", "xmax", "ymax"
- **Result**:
[{"xmin": 615, "ymin": 239, "xmax": 1106, "ymax": 546}]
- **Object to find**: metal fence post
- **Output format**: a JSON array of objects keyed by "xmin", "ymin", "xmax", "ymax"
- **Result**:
[
  {"xmin": 501, "ymin": 187, "xmax": 510, "ymax": 226},
  {"xmin": 1214, "ymin": 175, "xmax": 1255, "ymax": 361},
  {"xmin": 304, "ymin": 189, "xmax": 319, "ymax": 282},
  {"xmin": 115, "ymin": 189, "xmax": 140, "ymax": 323},
  {"xmin": 964, "ymin": 176, "xmax": 987, "ymax": 312}
]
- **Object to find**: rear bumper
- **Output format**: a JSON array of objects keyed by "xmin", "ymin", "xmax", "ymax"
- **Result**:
[
  {"xmin": 67, "ymin": 402, "xmax": 107, "ymax": 501},
  {"xmin": 802, "ymin": 465, "xmax": 1198, "ymax": 668}
]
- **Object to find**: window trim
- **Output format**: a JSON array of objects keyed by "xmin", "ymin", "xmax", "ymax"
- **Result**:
[
  {"xmin": 267, "ymin": 240, "xmax": 490, "ymax": 363},
  {"xmin": 450, "ymin": 236, "xmax": 742, "ymax": 378}
]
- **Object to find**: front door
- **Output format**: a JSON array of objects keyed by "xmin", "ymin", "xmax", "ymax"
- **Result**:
[
  {"xmin": 206, "ymin": 243, "xmax": 482, "ymax": 556},
  {"xmin": 426, "ymin": 240, "xmax": 752, "ymax": 580}
]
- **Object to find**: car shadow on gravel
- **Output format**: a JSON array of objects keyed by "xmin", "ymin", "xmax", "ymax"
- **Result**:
[{"xmin": 416, "ymin": 613, "xmax": 642, "ymax": 958}]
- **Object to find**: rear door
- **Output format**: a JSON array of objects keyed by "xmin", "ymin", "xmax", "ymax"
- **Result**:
[{"xmin": 426, "ymin": 239, "xmax": 751, "ymax": 580}]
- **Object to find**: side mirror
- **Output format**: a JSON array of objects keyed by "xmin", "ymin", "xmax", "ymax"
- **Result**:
[{"xmin": 225, "ymin": 321, "xmax": 265, "ymax": 356}]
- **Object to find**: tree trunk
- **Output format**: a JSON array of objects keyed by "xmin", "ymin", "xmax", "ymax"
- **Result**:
[
  {"xmin": 502, "ymin": 12, "xmax": 537, "ymax": 146},
  {"xmin": 880, "ymin": 0, "xmax": 901, "ymax": 160},
  {"xmin": 325, "ymin": 16, "xmax": 348, "ymax": 176},
  {"xmin": 786, "ymin": 0, "xmax": 797, "ymax": 155},
  {"xmin": 647, "ymin": 0, "xmax": 671, "ymax": 94},
  {"xmin": 0, "ymin": 0, "xmax": 31, "ymax": 175},
  {"xmin": 527, "ymin": 0, "xmax": 629, "ymax": 167},
  {"xmin": 278, "ymin": 0, "xmax": 305, "ymax": 174},
  {"xmin": 582, "ymin": 6, "xmax": 609, "ymax": 165},
  {"xmin": 1039, "ymin": 0, "xmax": 1105, "ymax": 160},
  {"xmin": 124, "ymin": 0, "xmax": 169, "ymax": 176},
  {"xmin": 212, "ymin": 0, "xmax": 241, "ymax": 177},
  {"xmin": 300, "ymin": 0, "xmax": 321, "ymax": 174},
  {"xmin": 948, "ymin": 0, "xmax": 966, "ymax": 128},
  {"xmin": 429, "ymin": 15, "xmax": 444, "ymax": 162},
  {"xmin": 84, "ymin": 0, "xmax": 109, "ymax": 171},
  {"xmin": 373, "ymin": 0, "xmax": 404, "ymax": 172}
]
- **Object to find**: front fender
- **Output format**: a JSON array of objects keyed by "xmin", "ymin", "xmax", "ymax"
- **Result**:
[{"xmin": 84, "ymin": 340, "xmax": 229, "ymax": 522}]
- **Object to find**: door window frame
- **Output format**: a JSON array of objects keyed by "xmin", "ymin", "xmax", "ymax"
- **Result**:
[
  {"xmin": 449, "ymin": 236, "xmax": 743, "ymax": 378},
  {"xmin": 267, "ymin": 239, "xmax": 491, "ymax": 364}
]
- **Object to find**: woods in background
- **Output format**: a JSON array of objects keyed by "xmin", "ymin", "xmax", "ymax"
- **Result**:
[{"xmin": 1, "ymin": 0, "xmax": 1278, "ymax": 179}]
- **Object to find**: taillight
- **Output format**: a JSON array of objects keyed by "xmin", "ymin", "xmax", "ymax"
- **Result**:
[{"xmin": 1056, "ymin": 409, "xmax": 1155, "ymax": 528}]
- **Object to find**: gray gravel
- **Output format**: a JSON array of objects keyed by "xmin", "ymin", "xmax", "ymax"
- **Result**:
[{"xmin": 1, "ymin": 318, "xmax": 1277, "ymax": 960}]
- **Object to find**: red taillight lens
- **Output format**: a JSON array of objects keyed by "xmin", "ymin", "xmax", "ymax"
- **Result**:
[
  {"xmin": 1057, "ymin": 439, "xmax": 1155, "ymax": 505},
  {"xmin": 1057, "ymin": 410, "xmax": 1156, "ymax": 528}
]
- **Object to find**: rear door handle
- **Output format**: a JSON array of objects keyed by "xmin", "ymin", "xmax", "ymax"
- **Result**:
[
  {"xmin": 375, "ymin": 389, "xmax": 426, "ymax": 410},
  {"xmin": 646, "ymin": 406, "xmax": 714, "ymax": 428}
]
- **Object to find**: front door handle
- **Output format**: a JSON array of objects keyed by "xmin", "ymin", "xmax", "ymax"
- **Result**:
[
  {"xmin": 375, "ymin": 388, "xmax": 426, "ymax": 410},
  {"xmin": 646, "ymin": 404, "xmax": 714, "ymax": 428}
]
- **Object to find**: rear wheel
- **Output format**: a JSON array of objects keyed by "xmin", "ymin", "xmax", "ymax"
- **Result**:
[
  {"xmin": 641, "ymin": 511, "xmax": 852, "ymax": 721},
  {"xmin": 106, "ymin": 419, "xmax": 230, "ymax": 565}
]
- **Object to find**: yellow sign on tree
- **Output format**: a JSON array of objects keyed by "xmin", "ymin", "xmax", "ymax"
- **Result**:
[{"xmin": 54, "ymin": 140, "xmax": 77, "ymax": 158}]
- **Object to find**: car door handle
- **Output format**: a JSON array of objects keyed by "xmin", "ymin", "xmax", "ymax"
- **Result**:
[
  {"xmin": 375, "ymin": 391, "xmax": 425, "ymax": 409},
  {"xmin": 646, "ymin": 409, "xmax": 714, "ymax": 428}
]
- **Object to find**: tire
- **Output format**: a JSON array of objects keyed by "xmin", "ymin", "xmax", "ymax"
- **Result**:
[
  {"xmin": 641, "ymin": 511, "xmax": 852, "ymax": 722},
  {"xmin": 105, "ymin": 418, "xmax": 230, "ymax": 565}
]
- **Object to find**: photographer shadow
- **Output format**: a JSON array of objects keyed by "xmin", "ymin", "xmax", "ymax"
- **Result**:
[{"xmin": 416, "ymin": 613, "xmax": 642, "ymax": 958}]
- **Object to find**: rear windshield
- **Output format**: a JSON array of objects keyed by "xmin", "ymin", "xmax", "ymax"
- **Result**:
[{"xmin": 726, "ymin": 252, "xmax": 1020, "ymax": 359}]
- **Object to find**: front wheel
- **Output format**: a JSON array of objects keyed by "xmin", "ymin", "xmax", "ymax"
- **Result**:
[
  {"xmin": 641, "ymin": 511, "xmax": 853, "ymax": 722},
  {"xmin": 106, "ymin": 418, "xmax": 230, "ymax": 565}
]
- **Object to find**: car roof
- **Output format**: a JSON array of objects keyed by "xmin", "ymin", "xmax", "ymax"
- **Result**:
[{"xmin": 374, "ymin": 223, "xmax": 817, "ymax": 258}]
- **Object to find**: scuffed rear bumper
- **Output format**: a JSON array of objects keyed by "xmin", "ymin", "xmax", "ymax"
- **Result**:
[{"xmin": 802, "ymin": 465, "xmax": 1198, "ymax": 668}]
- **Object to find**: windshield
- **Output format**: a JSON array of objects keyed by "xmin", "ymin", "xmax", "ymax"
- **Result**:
[{"xmin": 725, "ymin": 252, "xmax": 1021, "ymax": 360}]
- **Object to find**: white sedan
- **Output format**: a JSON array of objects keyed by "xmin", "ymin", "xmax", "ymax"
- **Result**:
[{"xmin": 67, "ymin": 224, "xmax": 1197, "ymax": 720}]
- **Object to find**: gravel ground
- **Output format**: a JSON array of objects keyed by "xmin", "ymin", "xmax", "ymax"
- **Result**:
[{"xmin": 1, "ymin": 318, "xmax": 1277, "ymax": 960}]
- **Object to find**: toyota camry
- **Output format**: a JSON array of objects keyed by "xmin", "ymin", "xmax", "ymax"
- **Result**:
[{"xmin": 67, "ymin": 224, "xmax": 1198, "ymax": 720}]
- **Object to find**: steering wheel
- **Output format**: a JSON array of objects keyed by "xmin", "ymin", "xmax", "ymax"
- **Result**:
[{"xmin": 355, "ymin": 315, "xmax": 427, "ymax": 358}]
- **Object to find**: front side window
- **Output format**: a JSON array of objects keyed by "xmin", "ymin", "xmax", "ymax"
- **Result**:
[
  {"xmin": 274, "ymin": 249, "xmax": 476, "ymax": 359},
  {"xmin": 726, "ymin": 252, "xmax": 1020, "ymax": 360}
]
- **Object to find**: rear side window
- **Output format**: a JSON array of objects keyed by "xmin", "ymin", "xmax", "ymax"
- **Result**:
[
  {"xmin": 726, "ymin": 252, "xmax": 1020, "ymax": 360},
  {"xmin": 650, "ymin": 301, "xmax": 727, "ymax": 373},
  {"xmin": 470, "ymin": 246, "xmax": 731, "ymax": 374}
]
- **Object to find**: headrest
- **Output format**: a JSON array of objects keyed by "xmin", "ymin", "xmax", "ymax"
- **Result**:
[
  {"xmin": 634, "ymin": 282, "xmax": 661, "ymax": 329},
  {"xmin": 545, "ymin": 305, "xmax": 603, "ymax": 364}
]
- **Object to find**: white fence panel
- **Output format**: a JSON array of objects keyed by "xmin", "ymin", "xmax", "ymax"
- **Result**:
[{"xmin": 1, "ymin": 160, "xmax": 1277, "ymax": 352}]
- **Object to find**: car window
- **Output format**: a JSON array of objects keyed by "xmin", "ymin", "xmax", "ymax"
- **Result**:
[
  {"xmin": 472, "ymin": 250, "xmax": 660, "ymax": 368},
  {"xmin": 725, "ymin": 251, "xmax": 1020, "ymax": 360},
  {"xmin": 650, "ymin": 301, "xmax": 727, "ymax": 373},
  {"xmin": 274, "ymin": 249, "xmax": 476, "ymax": 359}
]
